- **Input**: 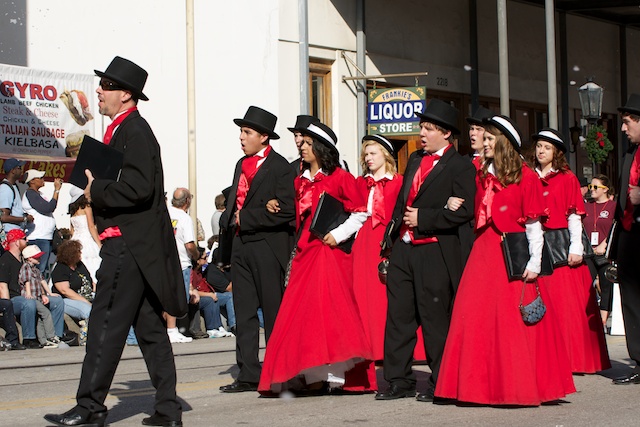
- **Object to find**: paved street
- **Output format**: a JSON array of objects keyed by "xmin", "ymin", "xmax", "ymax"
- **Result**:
[{"xmin": 1, "ymin": 333, "xmax": 639, "ymax": 427}]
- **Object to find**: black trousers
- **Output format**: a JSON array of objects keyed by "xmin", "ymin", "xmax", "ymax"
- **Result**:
[
  {"xmin": 617, "ymin": 226, "xmax": 640, "ymax": 371},
  {"xmin": 383, "ymin": 241, "xmax": 454, "ymax": 390},
  {"xmin": 75, "ymin": 238, "xmax": 181, "ymax": 421},
  {"xmin": 0, "ymin": 298, "xmax": 19, "ymax": 345},
  {"xmin": 231, "ymin": 237, "xmax": 285, "ymax": 383}
]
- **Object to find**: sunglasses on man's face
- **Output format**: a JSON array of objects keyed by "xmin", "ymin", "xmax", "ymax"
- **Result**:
[
  {"xmin": 588, "ymin": 184, "xmax": 608, "ymax": 191},
  {"xmin": 99, "ymin": 79, "xmax": 125, "ymax": 91}
]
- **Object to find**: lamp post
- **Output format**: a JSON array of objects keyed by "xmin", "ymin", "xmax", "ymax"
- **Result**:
[
  {"xmin": 578, "ymin": 78, "xmax": 604, "ymax": 124},
  {"xmin": 577, "ymin": 78, "xmax": 603, "ymax": 176}
]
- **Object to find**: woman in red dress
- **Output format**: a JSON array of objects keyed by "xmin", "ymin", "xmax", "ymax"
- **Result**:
[
  {"xmin": 352, "ymin": 136, "xmax": 426, "ymax": 375},
  {"xmin": 436, "ymin": 116, "xmax": 575, "ymax": 405},
  {"xmin": 529, "ymin": 128, "xmax": 611, "ymax": 374},
  {"xmin": 258, "ymin": 122, "xmax": 374, "ymax": 395}
]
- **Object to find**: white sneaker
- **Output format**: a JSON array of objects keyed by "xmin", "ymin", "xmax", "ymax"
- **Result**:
[
  {"xmin": 207, "ymin": 329, "xmax": 227, "ymax": 338},
  {"xmin": 168, "ymin": 329, "xmax": 193, "ymax": 343},
  {"xmin": 43, "ymin": 340, "xmax": 59, "ymax": 349},
  {"xmin": 218, "ymin": 326, "xmax": 234, "ymax": 337}
]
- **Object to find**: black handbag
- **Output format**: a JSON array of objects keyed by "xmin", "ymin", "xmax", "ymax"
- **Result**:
[
  {"xmin": 501, "ymin": 232, "xmax": 553, "ymax": 281},
  {"xmin": 544, "ymin": 228, "xmax": 595, "ymax": 267},
  {"xmin": 519, "ymin": 281, "xmax": 546, "ymax": 325},
  {"xmin": 593, "ymin": 255, "xmax": 610, "ymax": 269}
]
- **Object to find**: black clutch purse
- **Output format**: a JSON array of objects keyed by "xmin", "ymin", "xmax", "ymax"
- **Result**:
[
  {"xmin": 501, "ymin": 232, "xmax": 554, "ymax": 281},
  {"xmin": 309, "ymin": 192, "xmax": 355, "ymax": 253},
  {"xmin": 544, "ymin": 228, "xmax": 595, "ymax": 267}
]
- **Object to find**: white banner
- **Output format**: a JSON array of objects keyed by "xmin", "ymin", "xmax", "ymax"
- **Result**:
[{"xmin": 0, "ymin": 64, "xmax": 96, "ymax": 159}]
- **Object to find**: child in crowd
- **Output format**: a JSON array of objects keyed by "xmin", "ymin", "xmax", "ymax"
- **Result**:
[{"xmin": 19, "ymin": 245, "xmax": 62, "ymax": 349}]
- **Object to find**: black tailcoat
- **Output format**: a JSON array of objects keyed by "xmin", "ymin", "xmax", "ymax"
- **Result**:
[
  {"xmin": 383, "ymin": 146, "xmax": 476, "ymax": 390},
  {"xmin": 615, "ymin": 144, "xmax": 640, "ymax": 369},
  {"xmin": 221, "ymin": 147, "xmax": 295, "ymax": 383}
]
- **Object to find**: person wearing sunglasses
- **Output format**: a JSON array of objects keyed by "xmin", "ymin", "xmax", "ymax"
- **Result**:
[
  {"xmin": 45, "ymin": 56, "xmax": 186, "ymax": 427},
  {"xmin": 583, "ymin": 174, "xmax": 616, "ymax": 330}
]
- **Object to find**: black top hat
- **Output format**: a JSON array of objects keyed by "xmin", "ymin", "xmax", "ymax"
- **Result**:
[
  {"xmin": 300, "ymin": 122, "xmax": 338, "ymax": 154},
  {"xmin": 288, "ymin": 115, "xmax": 320, "ymax": 133},
  {"xmin": 362, "ymin": 134, "xmax": 394, "ymax": 155},
  {"xmin": 415, "ymin": 99, "xmax": 460, "ymax": 135},
  {"xmin": 95, "ymin": 56, "xmax": 149, "ymax": 101},
  {"xmin": 578, "ymin": 176, "xmax": 589, "ymax": 187},
  {"xmin": 532, "ymin": 127, "xmax": 567, "ymax": 153},
  {"xmin": 618, "ymin": 93, "xmax": 640, "ymax": 116},
  {"xmin": 234, "ymin": 106, "xmax": 280, "ymax": 140},
  {"xmin": 466, "ymin": 106, "xmax": 494, "ymax": 126},
  {"xmin": 484, "ymin": 115, "xmax": 522, "ymax": 153}
]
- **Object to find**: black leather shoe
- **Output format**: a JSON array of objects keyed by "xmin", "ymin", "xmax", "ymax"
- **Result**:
[
  {"xmin": 142, "ymin": 413, "xmax": 183, "ymax": 426},
  {"xmin": 612, "ymin": 372, "xmax": 640, "ymax": 385},
  {"xmin": 375, "ymin": 384, "xmax": 416, "ymax": 400},
  {"xmin": 43, "ymin": 408, "xmax": 107, "ymax": 426},
  {"xmin": 9, "ymin": 342, "xmax": 27, "ymax": 350},
  {"xmin": 416, "ymin": 387, "xmax": 435, "ymax": 402},
  {"xmin": 23, "ymin": 339, "xmax": 42, "ymax": 349},
  {"xmin": 219, "ymin": 381, "xmax": 259, "ymax": 393}
]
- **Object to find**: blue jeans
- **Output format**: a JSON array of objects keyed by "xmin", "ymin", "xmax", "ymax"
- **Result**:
[
  {"xmin": 63, "ymin": 298, "xmax": 91, "ymax": 321},
  {"xmin": 182, "ymin": 267, "xmax": 191, "ymax": 302},
  {"xmin": 198, "ymin": 296, "xmax": 223, "ymax": 330},
  {"xmin": 29, "ymin": 238, "xmax": 51, "ymax": 275},
  {"xmin": 126, "ymin": 326, "xmax": 138, "ymax": 345},
  {"xmin": 45, "ymin": 294, "xmax": 65, "ymax": 337},
  {"xmin": 11, "ymin": 296, "xmax": 37, "ymax": 339},
  {"xmin": 217, "ymin": 292, "xmax": 236, "ymax": 328}
]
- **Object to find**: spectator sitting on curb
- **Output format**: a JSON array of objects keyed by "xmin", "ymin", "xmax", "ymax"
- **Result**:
[
  {"xmin": 0, "ymin": 296, "xmax": 26, "ymax": 350},
  {"xmin": 50, "ymin": 240, "xmax": 95, "ymax": 345},
  {"xmin": 0, "ymin": 229, "xmax": 64, "ymax": 349},
  {"xmin": 191, "ymin": 248, "xmax": 233, "ymax": 338},
  {"xmin": 207, "ymin": 248, "xmax": 236, "ymax": 335},
  {"xmin": 19, "ymin": 244, "xmax": 64, "ymax": 348}
]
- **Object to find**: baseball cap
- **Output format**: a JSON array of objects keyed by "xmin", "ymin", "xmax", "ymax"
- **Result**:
[
  {"xmin": 24, "ymin": 169, "xmax": 46, "ymax": 184},
  {"xmin": 3, "ymin": 158, "xmax": 25, "ymax": 174}
]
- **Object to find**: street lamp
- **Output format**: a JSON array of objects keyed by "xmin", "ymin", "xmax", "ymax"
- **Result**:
[
  {"xmin": 577, "ymin": 78, "xmax": 604, "ymax": 177},
  {"xmin": 578, "ymin": 78, "xmax": 603, "ymax": 124}
]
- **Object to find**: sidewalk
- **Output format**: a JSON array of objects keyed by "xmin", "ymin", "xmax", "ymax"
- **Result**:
[{"xmin": 1, "ymin": 333, "xmax": 639, "ymax": 426}]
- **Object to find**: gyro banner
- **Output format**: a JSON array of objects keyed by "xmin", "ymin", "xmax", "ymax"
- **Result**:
[{"xmin": 0, "ymin": 63, "xmax": 96, "ymax": 159}]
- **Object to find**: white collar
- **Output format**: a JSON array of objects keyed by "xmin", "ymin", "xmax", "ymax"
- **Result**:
[
  {"xmin": 255, "ymin": 146, "xmax": 269, "ymax": 158},
  {"xmin": 302, "ymin": 168, "xmax": 327, "ymax": 181},
  {"xmin": 535, "ymin": 166, "xmax": 557, "ymax": 178},
  {"xmin": 365, "ymin": 172, "xmax": 393, "ymax": 181}
]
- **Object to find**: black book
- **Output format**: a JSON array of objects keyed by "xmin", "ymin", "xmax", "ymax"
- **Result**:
[
  {"xmin": 68, "ymin": 135, "xmax": 124, "ymax": 189},
  {"xmin": 309, "ymin": 192, "xmax": 355, "ymax": 253},
  {"xmin": 501, "ymin": 232, "xmax": 554, "ymax": 281}
]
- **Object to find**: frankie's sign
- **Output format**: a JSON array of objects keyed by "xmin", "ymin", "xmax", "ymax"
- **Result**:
[{"xmin": 367, "ymin": 86, "xmax": 426, "ymax": 136}]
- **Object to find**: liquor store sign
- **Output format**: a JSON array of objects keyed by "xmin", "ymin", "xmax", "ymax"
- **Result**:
[{"xmin": 367, "ymin": 86, "xmax": 426, "ymax": 136}]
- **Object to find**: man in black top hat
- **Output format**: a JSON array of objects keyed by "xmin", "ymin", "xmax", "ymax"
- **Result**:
[
  {"xmin": 611, "ymin": 94, "xmax": 640, "ymax": 385},
  {"xmin": 288, "ymin": 115, "xmax": 320, "ymax": 174},
  {"xmin": 376, "ymin": 99, "xmax": 475, "ymax": 402},
  {"xmin": 466, "ymin": 106, "xmax": 493, "ymax": 160},
  {"xmin": 45, "ymin": 56, "xmax": 186, "ymax": 427},
  {"xmin": 458, "ymin": 106, "xmax": 493, "ymax": 258},
  {"xmin": 219, "ymin": 106, "xmax": 295, "ymax": 393}
]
